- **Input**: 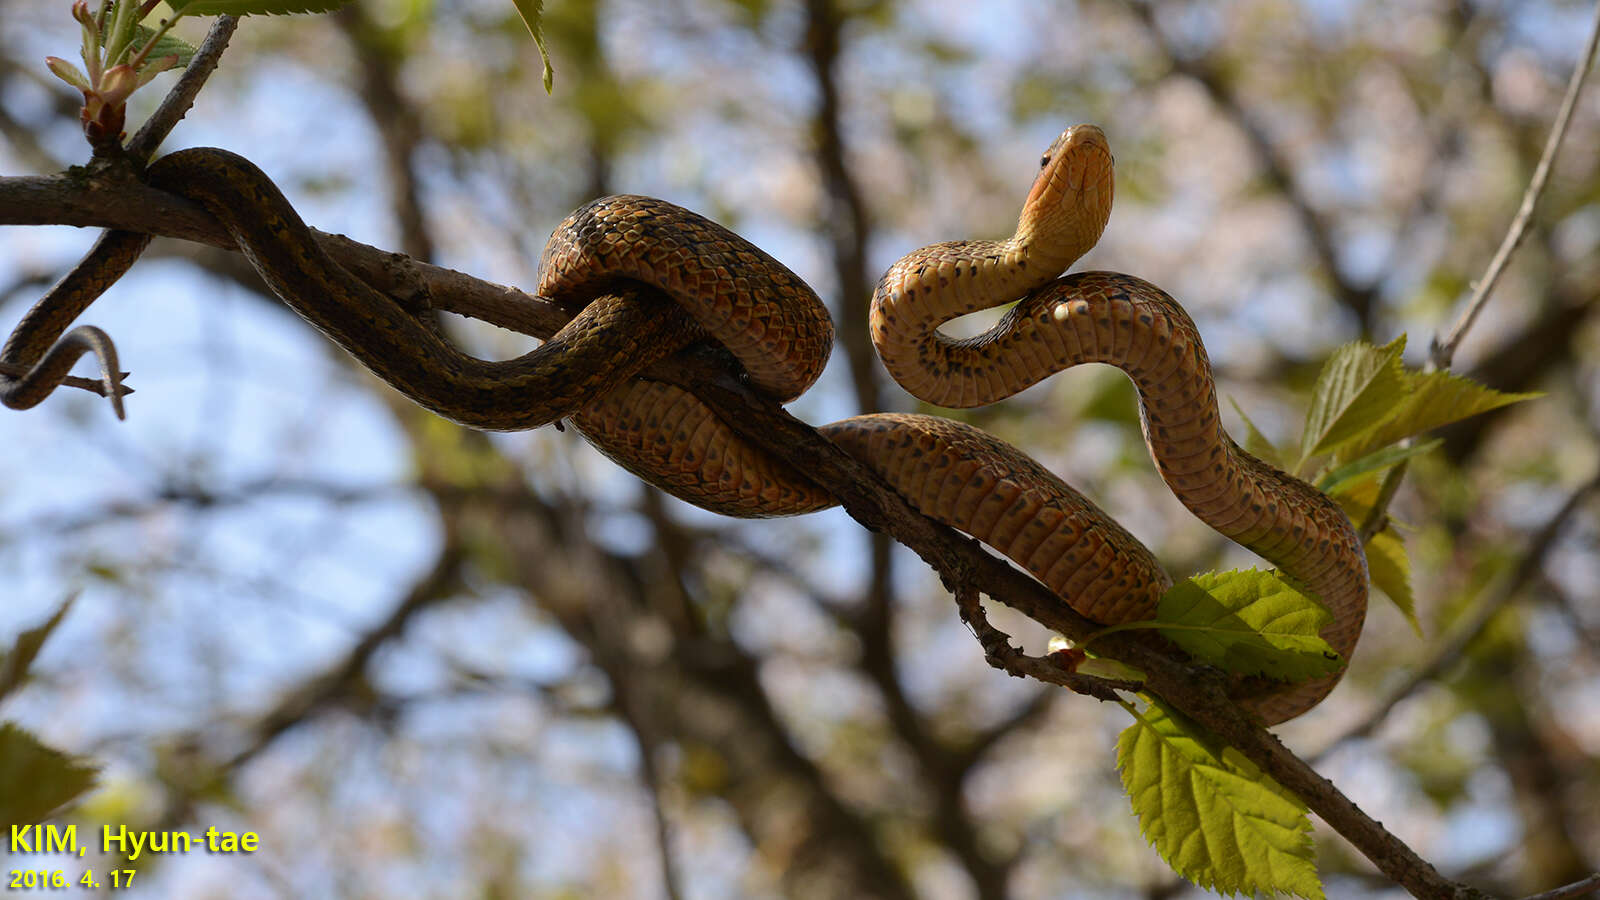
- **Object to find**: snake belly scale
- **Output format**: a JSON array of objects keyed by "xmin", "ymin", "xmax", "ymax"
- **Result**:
[{"xmin": 10, "ymin": 126, "xmax": 1366, "ymax": 724}]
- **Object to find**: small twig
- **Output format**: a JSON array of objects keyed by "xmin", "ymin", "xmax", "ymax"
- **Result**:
[
  {"xmin": 223, "ymin": 540, "xmax": 464, "ymax": 771},
  {"xmin": 1316, "ymin": 471, "xmax": 1600, "ymax": 761},
  {"xmin": 126, "ymin": 15, "xmax": 239, "ymax": 162},
  {"xmin": 952, "ymin": 585, "xmax": 1142, "ymax": 702},
  {"xmin": 1431, "ymin": 0, "xmax": 1600, "ymax": 371},
  {"xmin": 621, "ymin": 709, "xmax": 684, "ymax": 900},
  {"xmin": 0, "ymin": 360, "xmax": 132, "ymax": 398},
  {"xmin": 1520, "ymin": 873, "xmax": 1600, "ymax": 900},
  {"xmin": 951, "ymin": 584, "xmax": 1012, "ymax": 659}
]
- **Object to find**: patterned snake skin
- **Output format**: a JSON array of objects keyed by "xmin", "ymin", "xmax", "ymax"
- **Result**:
[{"xmin": 579, "ymin": 126, "xmax": 1368, "ymax": 723}]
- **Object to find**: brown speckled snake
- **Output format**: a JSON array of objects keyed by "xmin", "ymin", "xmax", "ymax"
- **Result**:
[
  {"xmin": 581, "ymin": 126, "xmax": 1368, "ymax": 723},
  {"xmin": 4, "ymin": 126, "xmax": 1365, "ymax": 723}
]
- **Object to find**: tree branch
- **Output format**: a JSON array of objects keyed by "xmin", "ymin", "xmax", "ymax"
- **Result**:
[
  {"xmin": 126, "ymin": 16, "xmax": 239, "ymax": 162},
  {"xmin": 0, "ymin": 170, "xmax": 573, "ymax": 341},
  {"xmin": 649, "ymin": 354, "xmax": 1487, "ymax": 899},
  {"xmin": 1519, "ymin": 873, "xmax": 1600, "ymax": 900},
  {"xmin": 1128, "ymin": 0, "xmax": 1378, "ymax": 330},
  {"xmin": 1430, "ymin": 0, "xmax": 1600, "ymax": 371}
]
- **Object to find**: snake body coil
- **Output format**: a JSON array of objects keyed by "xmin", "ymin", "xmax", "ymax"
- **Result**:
[
  {"xmin": 8, "ymin": 127, "xmax": 1366, "ymax": 724},
  {"xmin": 579, "ymin": 126, "xmax": 1368, "ymax": 723}
]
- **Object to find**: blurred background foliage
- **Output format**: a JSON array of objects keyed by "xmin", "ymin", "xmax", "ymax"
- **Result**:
[{"xmin": 1, "ymin": 0, "xmax": 1597, "ymax": 896}]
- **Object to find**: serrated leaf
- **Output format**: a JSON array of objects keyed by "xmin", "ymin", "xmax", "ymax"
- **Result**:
[
  {"xmin": 0, "ymin": 595, "xmax": 77, "ymax": 703},
  {"xmin": 1299, "ymin": 336, "xmax": 1410, "ymax": 468},
  {"xmin": 0, "ymin": 723, "xmax": 99, "ymax": 828},
  {"xmin": 132, "ymin": 25, "xmax": 198, "ymax": 67},
  {"xmin": 1118, "ymin": 698, "xmax": 1324, "ymax": 899},
  {"xmin": 1367, "ymin": 528, "xmax": 1419, "ymax": 635},
  {"xmin": 169, "ymin": 0, "xmax": 354, "ymax": 15},
  {"xmin": 1229, "ymin": 397, "xmax": 1284, "ymax": 469},
  {"xmin": 508, "ymin": 0, "xmax": 556, "ymax": 93},
  {"xmin": 1317, "ymin": 439, "xmax": 1442, "ymax": 495},
  {"xmin": 1155, "ymin": 570, "xmax": 1343, "ymax": 681},
  {"xmin": 1336, "ymin": 369, "xmax": 1540, "ymax": 463}
]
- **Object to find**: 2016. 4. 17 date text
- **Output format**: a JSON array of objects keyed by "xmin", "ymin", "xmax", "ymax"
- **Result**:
[{"xmin": 7, "ymin": 868, "xmax": 136, "ymax": 891}]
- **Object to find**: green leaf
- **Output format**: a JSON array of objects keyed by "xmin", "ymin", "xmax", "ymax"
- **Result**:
[
  {"xmin": 1316, "ymin": 439, "xmax": 1442, "ymax": 495},
  {"xmin": 0, "ymin": 595, "xmax": 77, "ymax": 704},
  {"xmin": 45, "ymin": 57, "xmax": 92, "ymax": 92},
  {"xmin": 133, "ymin": 25, "xmax": 198, "ymax": 67},
  {"xmin": 0, "ymin": 723, "xmax": 98, "ymax": 828},
  {"xmin": 1154, "ymin": 570, "xmax": 1342, "ymax": 682},
  {"xmin": 1228, "ymin": 397, "xmax": 1284, "ymax": 469},
  {"xmin": 1367, "ymin": 528, "xmax": 1419, "ymax": 635},
  {"xmin": 1336, "ymin": 369, "xmax": 1539, "ymax": 463},
  {"xmin": 168, "ymin": 0, "xmax": 354, "ymax": 16},
  {"xmin": 508, "ymin": 0, "xmax": 556, "ymax": 94},
  {"xmin": 1299, "ymin": 335, "xmax": 1410, "ymax": 468},
  {"xmin": 1118, "ymin": 698, "xmax": 1324, "ymax": 899}
]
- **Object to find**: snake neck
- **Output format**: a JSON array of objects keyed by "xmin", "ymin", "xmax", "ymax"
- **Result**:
[{"xmin": 871, "ymin": 232, "xmax": 1085, "ymax": 407}]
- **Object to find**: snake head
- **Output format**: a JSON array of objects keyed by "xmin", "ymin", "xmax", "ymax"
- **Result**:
[{"xmin": 1017, "ymin": 124, "xmax": 1115, "ymax": 270}]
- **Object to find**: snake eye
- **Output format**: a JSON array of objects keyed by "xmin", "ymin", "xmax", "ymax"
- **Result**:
[{"xmin": 1039, "ymin": 154, "xmax": 1050, "ymax": 169}]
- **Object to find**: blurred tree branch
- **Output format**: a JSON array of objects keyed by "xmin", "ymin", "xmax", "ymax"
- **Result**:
[
  {"xmin": 1128, "ymin": 0, "xmax": 1380, "ymax": 331},
  {"xmin": 1357, "ymin": 0, "xmax": 1600, "ymax": 543},
  {"xmin": 1314, "ymin": 471, "xmax": 1600, "ymax": 761},
  {"xmin": 800, "ymin": 2, "xmax": 1029, "ymax": 895}
]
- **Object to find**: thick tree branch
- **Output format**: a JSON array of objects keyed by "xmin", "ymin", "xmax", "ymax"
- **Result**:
[{"xmin": 798, "ymin": 2, "xmax": 1015, "ymax": 893}]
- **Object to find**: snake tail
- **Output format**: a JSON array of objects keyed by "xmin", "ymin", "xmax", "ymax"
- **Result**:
[
  {"xmin": 0, "ymin": 229, "xmax": 149, "ymax": 417},
  {"xmin": 146, "ymin": 148, "xmax": 714, "ymax": 432}
]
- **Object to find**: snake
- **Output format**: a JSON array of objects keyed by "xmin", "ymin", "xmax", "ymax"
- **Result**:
[
  {"xmin": 3, "ymin": 126, "xmax": 1366, "ymax": 724},
  {"xmin": 578, "ymin": 126, "xmax": 1368, "ymax": 723}
]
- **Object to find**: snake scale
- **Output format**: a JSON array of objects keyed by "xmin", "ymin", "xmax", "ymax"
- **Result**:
[{"xmin": 2, "ymin": 125, "xmax": 1366, "ymax": 724}]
